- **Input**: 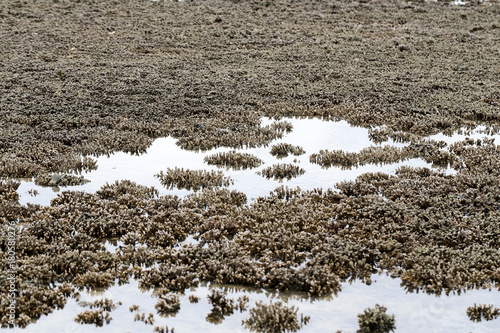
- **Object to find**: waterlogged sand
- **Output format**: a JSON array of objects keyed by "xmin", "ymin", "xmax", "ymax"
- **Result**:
[{"xmin": 1, "ymin": 0, "xmax": 500, "ymax": 332}]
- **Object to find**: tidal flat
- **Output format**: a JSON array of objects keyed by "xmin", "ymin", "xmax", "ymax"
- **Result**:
[{"xmin": 1, "ymin": 0, "xmax": 500, "ymax": 332}]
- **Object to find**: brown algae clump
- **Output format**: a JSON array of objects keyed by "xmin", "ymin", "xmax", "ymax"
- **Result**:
[
  {"xmin": 466, "ymin": 304, "xmax": 500, "ymax": 322},
  {"xmin": 270, "ymin": 143, "xmax": 305, "ymax": 158},
  {"xmin": 155, "ymin": 167, "xmax": 233, "ymax": 191},
  {"xmin": 257, "ymin": 164, "xmax": 305, "ymax": 182},
  {"xmin": 243, "ymin": 300, "xmax": 310, "ymax": 332},
  {"xmin": 204, "ymin": 150, "xmax": 264, "ymax": 170},
  {"xmin": 357, "ymin": 304, "xmax": 395, "ymax": 333}
]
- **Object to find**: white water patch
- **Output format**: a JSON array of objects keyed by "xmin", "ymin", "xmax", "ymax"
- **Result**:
[
  {"xmin": 427, "ymin": 125, "xmax": 500, "ymax": 146},
  {"xmin": 176, "ymin": 234, "xmax": 201, "ymax": 247},
  {"xmin": 260, "ymin": 117, "xmax": 409, "ymax": 151},
  {"xmin": 18, "ymin": 117, "xmax": 500, "ymax": 207},
  {"xmin": 103, "ymin": 241, "xmax": 124, "ymax": 254},
  {"xmin": 15, "ymin": 118, "xmax": 445, "ymax": 206},
  {"xmin": 10, "ymin": 274, "xmax": 500, "ymax": 333},
  {"xmin": 450, "ymin": 0, "xmax": 468, "ymax": 5}
]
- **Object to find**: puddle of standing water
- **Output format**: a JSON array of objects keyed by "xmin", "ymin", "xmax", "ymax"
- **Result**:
[
  {"xmin": 11, "ymin": 117, "xmax": 500, "ymax": 332},
  {"xmin": 427, "ymin": 125, "xmax": 500, "ymax": 146},
  {"xmin": 10, "ymin": 274, "xmax": 500, "ymax": 333},
  {"xmin": 17, "ymin": 117, "xmax": 455, "ymax": 206}
]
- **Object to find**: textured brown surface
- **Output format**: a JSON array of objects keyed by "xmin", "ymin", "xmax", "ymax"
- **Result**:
[
  {"xmin": 1, "ymin": 0, "xmax": 500, "ymax": 329},
  {"xmin": 1, "ymin": 0, "xmax": 499, "ymax": 176}
]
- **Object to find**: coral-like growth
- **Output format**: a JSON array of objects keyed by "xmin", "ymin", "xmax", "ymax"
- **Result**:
[
  {"xmin": 134, "ymin": 312, "xmax": 155, "ymax": 325},
  {"xmin": 154, "ymin": 326, "xmax": 175, "ymax": 333},
  {"xmin": 310, "ymin": 139, "xmax": 453, "ymax": 170},
  {"xmin": 357, "ymin": 304, "xmax": 395, "ymax": 333},
  {"xmin": 155, "ymin": 294, "xmax": 181, "ymax": 316},
  {"xmin": 270, "ymin": 143, "xmax": 305, "ymax": 158},
  {"xmin": 3, "ymin": 0, "xmax": 500, "ymax": 329},
  {"xmin": 156, "ymin": 167, "xmax": 233, "ymax": 191},
  {"xmin": 75, "ymin": 309, "xmax": 112, "ymax": 327},
  {"xmin": 206, "ymin": 289, "xmax": 236, "ymax": 323},
  {"xmin": 87, "ymin": 298, "xmax": 118, "ymax": 312},
  {"xmin": 204, "ymin": 151, "xmax": 264, "ymax": 170},
  {"xmin": 466, "ymin": 304, "xmax": 500, "ymax": 322},
  {"xmin": 189, "ymin": 295, "xmax": 201, "ymax": 303},
  {"xmin": 243, "ymin": 300, "xmax": 309, "ymax": 332},
  {"xmin": 257, "ymin": 164, "xmax": 305, "ymax": 181},
  {"xmin": 237, "ymin": 295, "xmax": 250, "ymax": 312}
]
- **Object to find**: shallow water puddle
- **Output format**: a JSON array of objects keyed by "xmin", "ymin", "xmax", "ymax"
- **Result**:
[
  {"xmin": 11, "ymin": 274, "xmax": 500, "ymax": 333},
  {"xmin": 13, "ymin": 117, "xmax": 500, "ymax": 332},
  {"xmin": 17, "ymin": 117, "xmax": 451, "ymax": 206},
  {"xmin": 427, "ymin": 125, "xmax": 500, "ymax": 146}
]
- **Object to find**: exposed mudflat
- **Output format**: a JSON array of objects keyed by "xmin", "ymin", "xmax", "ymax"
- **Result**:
[{"xmin": 1, "ymin": 0, "xmax": 500, "ymax": 332}]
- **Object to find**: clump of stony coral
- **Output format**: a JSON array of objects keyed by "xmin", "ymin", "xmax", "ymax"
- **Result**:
[
  {"xmin": 243, "ymin": 300, "xmax": 309, "ymax": 332},
  {"xmin": 466, "ymin": 303, "xmax": 500, "ymax": 322},
  {"xmin": 357, "ymin": 304, "xmax": 395, "ymax": 333}
]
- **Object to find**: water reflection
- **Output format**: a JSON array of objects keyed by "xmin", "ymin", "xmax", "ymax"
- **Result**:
[
  {"xmin": 11, "ymin": 117, "xmax": 500, "ymax": 332},
  {"xmin": 16, "ymin": 117, "xmax": 448, "ymax": 206},
  {"xmin": 13, "ymin": 273, "xmax": 500, "ymax": 333}
]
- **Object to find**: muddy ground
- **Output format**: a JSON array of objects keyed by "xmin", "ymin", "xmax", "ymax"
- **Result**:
[{"xmin": 1, "ymin": 0, "xmax": 500, "ymax": 330}]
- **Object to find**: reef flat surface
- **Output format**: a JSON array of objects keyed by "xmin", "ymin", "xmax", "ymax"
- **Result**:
[{"xmin": 1, "ymin": 0, "xmax": 500, "ymax": 332}]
